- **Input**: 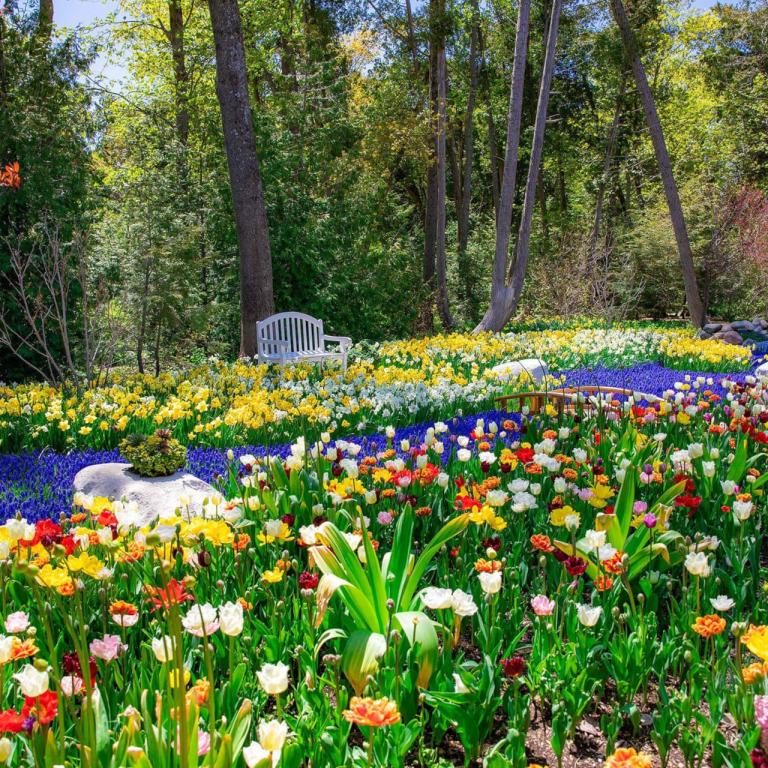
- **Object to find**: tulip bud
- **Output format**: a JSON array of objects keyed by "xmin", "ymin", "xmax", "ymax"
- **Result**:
[{"xmin": 732, "ymin": 621, "xmax": 748, "ymax": 638}]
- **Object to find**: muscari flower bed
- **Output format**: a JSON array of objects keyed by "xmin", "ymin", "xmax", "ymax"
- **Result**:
[
  {"xmin": 0, "ymin": 363, "xmax": 748, "ymax": 524},
  {"xmin": 1, "ymin": 359, "xmax": 768, "ymax": 767}
]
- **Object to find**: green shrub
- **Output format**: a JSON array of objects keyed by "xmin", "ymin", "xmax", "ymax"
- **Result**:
[{"xmin": 119, "ymin": 430, "xmax": 187, "ymax": 477}]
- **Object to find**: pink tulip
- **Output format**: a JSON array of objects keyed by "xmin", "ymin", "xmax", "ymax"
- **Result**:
[{"xmin": 530, "ymin": 594, "xmax": 555, "ymax": 616}]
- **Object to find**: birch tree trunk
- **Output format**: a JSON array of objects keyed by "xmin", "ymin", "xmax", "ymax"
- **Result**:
[
  {"xmin": 474, "ymin": 0, "xmax": 531, "ymax": 331},
  {"xmin": 609, "ymin": 0, "xmax": 706, "ymax": 328},
  {"xmin": 207, "ymin": 0, "xmax": 275, "ymax": 357},
  {"xmin": 504, "ymin": 0, "xmax": 564, "ymax": 317}
]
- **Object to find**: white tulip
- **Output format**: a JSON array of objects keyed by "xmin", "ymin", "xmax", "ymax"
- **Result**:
[
  {"xmin": 684, "ymin": 551, "xmax": 711, "ymax": 577},
  {"xmin": 450, "ymin": 590, "xmax": 478, "ymax": 617},
  {"xmin": 219, "ymin": 602, "xmax": 244, "ymax": 637},
  {"xmin": 421, "ymin": 587, "xmax": 454, "ymax": 610},
  {"xmin": 257, "ymin": 662, "xmax": 290, "ymax": 695},
  {"xmin": 13, "ymin": 664, "xmax": 49, "ymax": 697},
  {"xmin": 478, "ymin": 571, "xmax": 502, "ymax": 595},
  {"xmin": 151, "ymin": 635, "xmax": 176, "ymax": 663},
  {"xmin": 710, "ymin": 595, "xmax": 735, "ymax": 612},
  {"xmin": 576, "ymin": 604, "xmax": 602, "ymax": 628}
]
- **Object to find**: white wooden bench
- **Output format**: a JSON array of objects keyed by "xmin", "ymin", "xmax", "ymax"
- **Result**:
[{"xmin": 256, "ymin": 312, "xmax": 352, "ymax": 371}]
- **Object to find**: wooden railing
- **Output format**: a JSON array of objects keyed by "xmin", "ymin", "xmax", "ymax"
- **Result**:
[{"xmin": 494, "ymin": 386, "xmax": 658, "ymax": 415}]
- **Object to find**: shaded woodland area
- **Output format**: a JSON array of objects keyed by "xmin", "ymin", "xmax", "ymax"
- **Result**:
[{"xmin": 2, "ymin": 0, "xmax": 768, "ymax": 379}]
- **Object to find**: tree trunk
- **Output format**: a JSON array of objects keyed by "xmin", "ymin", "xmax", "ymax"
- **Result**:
[
  {"xmin": 404, "ymin": 0, "xmax": 419, "ymax": 74},
  {"xmin": 0, "ymin": 9, "xmax": 7, "ymax": 105},
  {"xmin": 609, "ymin": 0, "xmax": 706, "ymax": 328},
  {"xmin": 420, "ymin": 32, "xmax": 439, "ymax": 333},
  {"xmin": 588, "ymin": 77, "xmax": 625, "ymax": 263},
  {"xmin": 504, "ymin": 0, "xmax": 563, "ymax": 321},
  {"xmin": 457, "ymin": 1, "xmax": 480, "ymax": 255},
  {"xmin": 37, "ymin": 0, "xmax": 53, "ymax": 41},
  {"xmin": 208, "ymin": 0, "xmax": 275, "ymax": 357},
  {"xmin": 536, "ymin": 167, "xmax": 548, "ymax": 245},
  {"xmin": 168, "ymin": 0, "xmax": 190, "ymax": 149},
  {"xmin": 137, "ymin": 259, "xmax": 151, "ymax": 375},
  {"xmin": 154, "ymin": 319, "xmax": 162, "ymax": 376},
  {"xmin": 487, "ymin": 106, "xmax": 500, "ymax": 220},
  {"xmin": 474, "ymin": 0, "xmax": 531, "ymax": 332},
  {"xmin": 434, "ymin": 39, "xmax": 454, "ymax": 328}
]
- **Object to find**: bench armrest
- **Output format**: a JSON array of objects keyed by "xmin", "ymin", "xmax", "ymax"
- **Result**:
[{"xmin": 324, "ymin": 335, "xmax": 352, "ymax": 349}]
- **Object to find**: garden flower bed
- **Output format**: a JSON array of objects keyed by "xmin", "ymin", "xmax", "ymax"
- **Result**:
[
  {"xmin": 0, "ymin": 353, "xmax": 767, "ymax": 766},
  {"xmin": 0, "ymin": 328, "xmax": 755, "ymax": 454}
]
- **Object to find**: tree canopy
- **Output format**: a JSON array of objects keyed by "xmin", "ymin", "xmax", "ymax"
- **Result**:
[{"xmin": 2, "ymin": 0, "xmax": 768, "ymax": 379}]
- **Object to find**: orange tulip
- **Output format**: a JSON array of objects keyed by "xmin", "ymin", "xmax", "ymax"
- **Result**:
[
  {"xmin": 604, "ymin": 747, "xmax": 653, "ymax": 768},
  {"xmin": 342, "ymin": 697, "xmax": 401, "ymax": 728},
  {"xmin": 692, "ymin": 614, "xmax": 727, "ymax": 639}
]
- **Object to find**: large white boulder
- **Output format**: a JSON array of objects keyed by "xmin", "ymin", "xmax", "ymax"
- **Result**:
[
  {"xmin": 72, "ymin": 463, "xmax": 219, "ymax": 526},
  {"xmin": 490, "ymin": 358, "xmax": 549, "ymax": 384}
]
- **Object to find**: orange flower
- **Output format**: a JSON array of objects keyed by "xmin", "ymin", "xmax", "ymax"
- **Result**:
[
  {"xmin": 0, "ymin": 161, "xmax": 21, "ymax": 189},
  {"xmin": 475, "ymin": 558, "xmax": 502, "ymax": 573},
  {"xmin": 478, "ymin": 441, "xmax": 491, "ymax": 452},
  {"xmin": 542, "ymin": 429, "xmax": 557, "ymax": 440},
  {"xmin": 742, "ymin": 661, "xmax": 768, "ymax": 684},
  {"xmin": 232, "ymin": 533, "xmax": 251, "ymax": 551},
  {"xmin": 110, "ymin": 600, "xmax": 138, "ymax": 616},
  {"xmin": 594, "ymin": 574, "xmax": 613, "ymax": 592},
  {"xmin": 70, "ymin": 513, "xmax": 87, "ymax": 524},
  {"xmin": 602, "ymin": 551, "xmax": 625, "ymax": 575},
  {"xmin": 526, "ymin": 463, "xmax": 543, "ymax": 475},
  {"xmin": 117, "ymin": 543, "xmax": 146, "ymax": 562},
  {"xmin": 343, "ymin": 697, "xmax": 400, "ymax": 728},
  {"xmin": 530, "ymin": 534, "xmax": 553, "ymax": 553},
  {"xmin": 11, "ymin": 638, "xmax": 39, "ymax": 661},
  {"xmin": 186, "ymin": 678, "xmax": 210, "ymax": 706},
  {"xmin": 604, "ymin": 747, "xmax": 652, "ymax": 768},
  {"xmin": 692, "ymin": 614, "xmax": 727, "ymax": 639},
  {"xmin": 563, "ymin": 467, "xmax": 578, "ymax": 481},
  {"xmin": 481, "ymin": 476, "xmax": 501, "ymax": 491}
]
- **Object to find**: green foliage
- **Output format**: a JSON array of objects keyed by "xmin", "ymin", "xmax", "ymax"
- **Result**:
[
  {"xmin": 5, "ymin": 0, "xmax": 768, "ymax": 380},
  {"xmin": 119, "ymin": 429, "xmax": 187, "ymax": 477}
]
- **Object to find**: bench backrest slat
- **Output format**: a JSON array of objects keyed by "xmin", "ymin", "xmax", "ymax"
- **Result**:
[{"xmin": 257, "ymin": 312, "xmax": 325, "ymax": 355}]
